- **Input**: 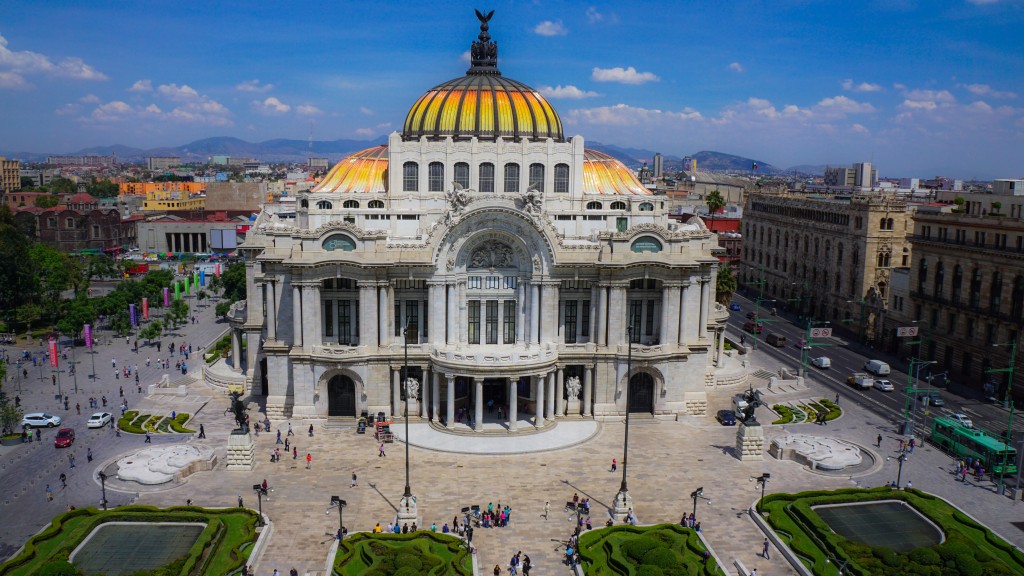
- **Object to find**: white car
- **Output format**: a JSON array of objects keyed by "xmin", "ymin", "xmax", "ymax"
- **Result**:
[
  {"xmin": 951, "ymin": 412, "xmax": 973, "ymax": 428},
  {"xmin": 873, "ymin": 379, "xmax": 894, "ymax": 392},
  {"xmin": 87, "ymin": 412, "xmax": 113, "ymax": 428},
  {"xmin": 811, "ymin": 356, "xmax": 831, "ymax": 369},
  {"xmin": 21, "ymin": 412, "xmax": 62, "ymax": 428}
]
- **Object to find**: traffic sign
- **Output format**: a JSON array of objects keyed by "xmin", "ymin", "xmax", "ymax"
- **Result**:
[
  {"xmin": 897, "ymin": 326, "xmax": 919, "ymax": 337},
  {"xmin": 810, "ymin": 327, "xmax": 833, "ymax": 338}
]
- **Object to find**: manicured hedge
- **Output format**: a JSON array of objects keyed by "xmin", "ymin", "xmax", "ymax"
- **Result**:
[
  {"xmin": 169, "ymin": 413, "xmax": 196, "ymax": 433},
  {"xmin": 759, "ymin": 487, "xmax": 1024, "ymax": 576},
  {"xmin": 334, "ymin": 531, "xmax": 471, "ymax": 576},
  {"xmin": 773, "ymin": 405, "xmax": 794, "ymax": 425},
  {"xmin": 576, "ymin": 523, "xmax": 719, "ymax": 576},
  {"xmin": 0, "ymin": 505, "xmax": 258, "ymax": 576}
]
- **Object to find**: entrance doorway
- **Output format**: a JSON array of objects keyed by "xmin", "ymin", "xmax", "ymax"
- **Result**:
[
  {"xmin": 327, "ymin": 375, "xmax": 357, "ymax": 417},
  {"xmin": 259, "ymin": 358, "xmax": 268, "ymax": 396},
  {"xmin": 628, "ymin": 373, "xmax": 655, "ymax": 413},
  {"xmin": 483, "ymin": 378, "xmax": 507, "ymax": 412}
]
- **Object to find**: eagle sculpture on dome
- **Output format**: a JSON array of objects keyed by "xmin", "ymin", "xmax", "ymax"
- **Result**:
[{"xmin": 470, "ymin": 10, "xmax": 499, "ymax": 72}]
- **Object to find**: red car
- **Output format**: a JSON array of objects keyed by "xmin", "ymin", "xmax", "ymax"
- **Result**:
[
  {"xmin": 743, "ymin": 321, "xmax": 764, "ymax": 334},
  {"xmin": 54, "ymin": 428, "xmax": 75, "ymax": 448},
  {"xmin": 746, "ymin": 311, "xmax": 759, "ymax": 320}
]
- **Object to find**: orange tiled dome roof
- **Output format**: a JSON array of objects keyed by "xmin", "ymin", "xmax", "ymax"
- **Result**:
[
  {"xmin": 582, "ymin": 150, "xmax": 652, "ymax": 195},
  {"xmin": 312, "ymin": 145, "xmax": 388, "ymax": 194}
]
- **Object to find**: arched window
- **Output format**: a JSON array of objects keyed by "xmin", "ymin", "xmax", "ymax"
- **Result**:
[
  {"xmin": 990, "ymin": 271, "xmax": 1003, "ymax": 313},
  {"xmin": 631, "ymin": 236, "xmax": 662, "ymax": 253},
  {"xmin": 887, "ymin": 218, "xmax": 894, "ymax": 230},
  {"xmin": 479, "ymin": 163, "xmax": 495, "ymax": 193},
  {"xmin": 316, "ymin": 200, "xmax": 333, "ymax": 210},
  {"xmin": 610, "ymin": 201, "xmax": 627, "ymax": 210},
  {"xmin": 402, "ymin": 161, "xmax": 418, "ymax": 192},
  {"xmin": 934, "ymin": 261, "xmax": 945, "ymax": 297},
  {"xmin": 1012, "ymin": 276, "xmax": 1024, "ymax": 321},
  {"xmin": 917, "ymin": 258, "xmax": 928, "ymax": 293},
  {"xmin": 554, "ymin": 163, "xmax": 569, "ymax": 193},
  {"xmin": 970, "ymin": 267, "xmax": 982, "ymax": 308},
  {"xmin": 300, "ymin": 199, "xmax": 309, "ymax": 208},
  {"xmin": 368, "ymin": 200, "xmax": 384, "ymax": 209},
  {"xmin": 503, "ymin": 163, "xmax": 520, "ymax": 193},
  {"xmin": 343, "ymin": 200, "xmax": 360, "ymax": 209},
  {"xmin": 879, "ymin": 217, "xmax": 887, "ymax": 230},
  {"xmin": 528, "ymin": 163, "xmax": 545, "ymax": 192},
  {"xmin": 454, "ymin": 162, "xmax": 470, "ymax": 189},
  {"xmin": 586, "ymin": 201, "xmax": 603, "ymax": 210},
  {"xmin": 322, "ymin": 234, "xmax": 356, "ymax": 251},
  {"xmin": 951, "ymin": 265, "xmax": 964, "ymax": 304},
  {"xmin": 428, "ymin": 162, "xmax": 444, "ymax": 192},
  {"xmin": 902, "ymin": 247, "xmax": 909, "ymax": 266},
  {"xmin": 638, "ymin": 202, "xmax": 654, "ymax": 211}
]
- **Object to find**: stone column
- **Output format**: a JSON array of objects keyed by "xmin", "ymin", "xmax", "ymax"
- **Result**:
[
  {"xmin": 529, "ymin": 282, "xmax": 540, "ymax": 344},
  {"xmin": 555, "ymin": 367, "xmax": 564, "ymax": 416},
  {"xmin": 431, "ymin": 372, "xmax": 440, "ymax": 422},
  {"xmin": 458, "ymin": 281, "xmax": 468, "ymax": 344},
  {"xmin": 534, "ymin": 375, "xmax": 545, "ymax": 428},
  {"xmin": 541, "ymin": 283, "xmax": 559, "ymax": 343},
  {"xmin": 428, "ymin": 283, "xmax": 445, "ymax": 346},
  {"xmin": 359, "ymin": 281, "xmax": 378, "ymax": 347},
  {"xmin": 474, "ymin": 378, "xmax": 484, "ymax": 431},
  {"xmin": 231, "ymin": 329, "xmax": 241, "ymax": 372},
  {"xmin": 302, "ymin": 284, "xmax": 320, "ymax": 349},
  {"xmin": 546, "ymin": 371, "xmax": 557, "ymax": 419},
  {"xmin": 446, "ymin": 283, "xmax": 457, "ymax": 345},
  {"xmin": 378, "ymin": 283, "xmax": 389, "ymax": 348},
  {"xmin": 661, "ymin": 284, "xmax": 681, "ymax": 346},
  {"xmin": 679, "ymin": 282, "xmax": 691, "ymax": 344},
  {"xmin": 508, "ymin": 378, "xmax": 518, "ymax": 431},
  {"xmin": 516, "ymin": 281, "xmax": 526, "ymax": 344},
  {"xmin": 292, "ymin": 284, "xmax": 303, "ymax": 348},
  {"xmin": 446, "ymin": 375, "xmax": 455, "ymax": 429},
  {"xmin": 608, "ymin": 284, "xmax": 626, "ymax": 347},
  {"xmin": 699, "ymin": 277, "xmax": 710, "ymax": 340},
  {"xmin": 597, "ymin": 284, "xmax": 608, "ymax": 346},
  {"xmin": 391, "ymin": 369, "xmax": 400, "ymax": 421},
  {"xmin": 717, "ymin": 329, "xmax": 726, "ymax": 367},
  {"xmin": 583, "ymin": 366, "xmax": 593, "ymax": 417},
  {"xmin": 589, "ymin": 286, "xmax": 599, "ymax": 343},
  {"xmin": 266, "ymin": 281, "xmax": 277, "ymax": 340},
  {"xmin": 420, "ymin": 371, "xmax": 429, "ymax": 418}
]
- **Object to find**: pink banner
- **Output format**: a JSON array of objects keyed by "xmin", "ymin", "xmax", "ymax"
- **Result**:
[
  {"xmin": 49, "ymin": 338, "xmax": 58, "ymax": 367},
  {"xmin": 163, "ymin": 287, "xmax": 170, "ymax": 307},
  {"xmin": 142, "ymin": 297, "xmax": 149, "ymax": 319},
  {"xmin": 84, "ymin": 324, "xmax": 92, "ymax": 349},
  {"xmin": 215, "ymin": 263, "xmax": 221, "ymax": 277}
]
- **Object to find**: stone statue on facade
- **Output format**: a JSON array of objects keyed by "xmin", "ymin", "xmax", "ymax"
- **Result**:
[
  {"xmin": 522, "ymin": 185, "xmax": 543, "ymax": 216},
  {"xmin": 404, "ymin": 377, "xmax": 420, "ymax": 400},
  {"xmin": 447, "ymin": 182, "xmax": 470, "ymax": 215},
  {"xmin": 470, "ymin": 240, "xmax": 516, "ymax": 269},
  {"xmin": 565, "ymin": 376, "xmax": 582, "ymax": 401},
  {"xmin": 225, "ymin": 391, "xmax": 247, "ymax": 433}
]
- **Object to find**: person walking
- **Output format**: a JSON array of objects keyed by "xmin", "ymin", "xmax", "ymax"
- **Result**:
[
  {"xmin": 351, "ymin": 473, "xmax": 358, "ymax": 488},
  {"xmin": 75, "ymin": 403, "xmax": 80, "ymax": 415},
  {"xmin": 46, "ymin": 484, "xmax": 53, "ymax": 501},
  {"xmin": 544, "ymin": 501, "xmax": 550, "ymax": 520},
  {"xmin": 87, "ymin": 448, "xmax": 93, "ymax": 462},
  {"xmin": 762, "ymin": 537, "xmax": 771, "ymax": 559},
  {"xmin": 306, "ymin": 453, "xmax": 312, "ymax": 470},
  {"xmin": 144, "ymin": 430, "xmax": 152, "ymax": 443},
  {"xmin": 287, "ymin": 423, "xmax": 293, "ymax": 436},
  {"xmin": 379, "ymin": 443, "xmax": 386, "ymax": 457},
  {"xmin": 876, "ymin": 433, "xmax": 882, "ymax": 448},
  {"xmin": 198, "ymin": 424, "xmax": 205, "ymax": 439},
  {"xmin": 292, "ymin": 447, "xmax": 297, "ymax": 459},
  {"xmin": 69, "ymin": 454, "xmax": 76, "ymax": 469},
  {"xmin": 611, "ymin": 458, "xmax": 617, "ymax": 472},
  {"xmin": 60, "ymin": 472, "xmax": 67, "ymax": 488},
  {"xmin": 276, "ymin": 429, "xmax": 282, "ymax": 444}
]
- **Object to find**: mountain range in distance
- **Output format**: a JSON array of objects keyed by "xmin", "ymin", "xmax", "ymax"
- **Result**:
[{"xmin": 1, "ymin": 136, "xmax": 828, "ymax": 176}]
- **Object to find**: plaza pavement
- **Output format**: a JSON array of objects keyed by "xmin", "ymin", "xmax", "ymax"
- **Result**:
[{"xmin": 5, "ymin": 296, "xmax": 1024, "ymax": 576}]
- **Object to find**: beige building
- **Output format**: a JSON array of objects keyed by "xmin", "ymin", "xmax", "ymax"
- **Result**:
[
  {"xmin": 147, "ymin": 156, "xmax": 181, "ymax": 171},
  {"xmin": 205, "ymin": 181, "xmax": 268, "ymax": 212},
  {"xmin": 905, "ymin": 205, "xmax": 1024, "ymax": 400},
  {"xmin": 0, "ymin": 156, "xmax": 20, "ymax": 193},
  {"xmin": 740, "ymin": 193, "xmax": 912, "ymax": 342}
]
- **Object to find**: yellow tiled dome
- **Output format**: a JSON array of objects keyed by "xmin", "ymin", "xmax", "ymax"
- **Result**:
[
  {"xmin": 582, "ymin": 150, "xmax": 652, "ymax": 195},
  {"xmin": 312, "ymin": 145, "xmax": 388, "ymax": 194}
]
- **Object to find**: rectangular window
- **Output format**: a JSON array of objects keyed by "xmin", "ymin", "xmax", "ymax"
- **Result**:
[
  {"xmin": 468, "ymin": 301, "xmax": 481, "ymax": 344},
  {"xmin": 529, "ymin": 163, "xmax": 545, "ymax": 192},
  {"xmin": 339, "ymin": 301, "xmax": 351, "ymax": 345},
  {"xmin": 554, "ymin": 164, "xmax": 569, "ymax": 193},
  {"xmin": 947, "ymin": 312, "xmax": 957, "ymax": 333},
  {"xmin": 629, "ymin": 300, "xmax": 642, "ymax": 342},
  {"xmin": 405, "ymin": 300, "xmax": 419, "ymax": 339},
  {"xmin": 966, "ymin": 318, "xmax": 976, "ymax": 338},
  {"xmin": 428, "ymin": 162, "xmax": 444, "ymax": 192},
  {"xmin": 485, "ymin": 300, "xmax": 498, "ymax": 345},
  {"xmin": 479, "ymin": 163, "xmax": 495, "ymax": 193},
  {"xmin": 503, "ymin": 300, "xmax": 516, "ymax": 343},
  {"xmin": 402, "ymin": 162, "xmax": 418, "ymax": 192},
  {"xmin": 324, "ymin": 300, "xmax": 334, "ymax": 337},
  {"xmin": 422, "ymin": 300, "xmax": 428, "ymax": 338},
  {"xmin": 468, "ymin": 276, "xmax": 482, "ymax": 289},
  {"xmin": 564, "ymin": 300, "xmax": 578, "ymax": 344},
  {"xmin": 486, "ymin": 276, "xmax": 500, "ymax": 289},
  {"xmin": 454, "ymin": 162, "xmax": 470, "ymax": 189},
  {"xmin": 581, "ymin": 299, "xmax": 590, "ymax": 339},
  {"xmin": 394, "ymin": 302, "xmax": 401, "ymax": 337},
  {"xmin": 646, "ymin": 299, "xmax": 656, "ymax": 336},
  {"xmin": 503, "ymin": 276, "xmax": 517, "ymax": 289},
  {"xmin": 504, "ymin": 163, "xmax": 520, "ymax": 193}
]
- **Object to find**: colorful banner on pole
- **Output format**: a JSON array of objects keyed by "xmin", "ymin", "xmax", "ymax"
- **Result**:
[
  {"xmin": 185, "ymin": 278, "xmax": 191, "ymax": 295},
  {"xmin": 49, "ymin": 338, "xmax": 58, "ymax": 367},
  {"xmin": 199, "ymin": 270, "xmax": 206, "ymax": 286},
  {"xmin": 142, "ymin": 297, "xmax": 149, "ymax": 319},
  {"xmin": 215, "ymin": 263, "xmax": 221, "ymax": 277},
  {"xmin": 174, "ymin": 282, "xmax": 180, "ymax": 300},
  {"xmin": 84, "ymin": 324, "xmax": 92, "ymax": 349},
  {"xmin": 129, "ymin": 304, "xmax": 137, "ymax": 326}
]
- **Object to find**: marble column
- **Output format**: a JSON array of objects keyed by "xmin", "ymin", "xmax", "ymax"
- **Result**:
[
  {"xmin": 699, "ymin": 278, "xmax": 710, "ymax": 340},
  {"xmin": 508, "ymin": 378, "xmax": 518, "ymax": 431},
  {"xmin": 446, "ymin": 375, "xmax": 455, "ymax": 429},
  {"xmin": 608, "ymin": 285, "xmax": 626, "ymax": 347},
  {"xmin": 302, "ymin": 284, "xmax": 320, "ymax": 349},
  {"xmin": 529, "ymin": 283, "xmax": 540, "ymax": 344},
  {"xmin": 391, "ymin": 369, "xmax": 400, "ymax": 420},
  {"xmin": 597, "ymin": 284, "xmax": 608, "ymax": 346},
  {"xmin": 458, "ymin": 281, "xmax": 468, "ymax": 344},
  {"xmin": 359, "ymin": 281, "xmax": 378, "ymax": 347},
  {"xmin": 534, "ymin": 375, "xmax": 545, "ymax": 428},
  {"xmin": 541, "ymin": 283, "xmax": 559, "ymax": 343},
  {"xmin": 292, "ymin": 284, "xmax": 303, "ymax": 348},
  {"xmin": 378, "ymin": 283, "xmax": 389, "ymax": 348},
  {"xmin": 428, "ymin": 283, "xmax": 445, "ymax": 346},
  {"xmin": 661, "ymin": 285, "xmax": 681, "ymax": 346},
  {"xmin": 717, "ymin": 329, "xmax": 726, "ymax": 367},
  {"xmin": 555, "ymin": 367, "xmax": 564, "ymax": 416},
  {"xmin": 431, "ymin": 372, "xmax": 440, "ymax": 422},
  {"xmin": 546, "ymin": 371, "xmax": 557, "ymax": 419},
  {"xmin": 446, "ymin": 283, "xmax": 457, "ymax": 345},
  {"xmin": 474, "ymin": 378, "xmax": 484, "ymax": 431},
  {"xmin": 266, "ymin": 281, "xmax": 277, "ymax": 340},
  {"xmin": 231, "ymin": 329, "xmax": 241, "ymax": 372},
  {"xmin": 679, "ymin": 282, "xmax": 690, "ymax": 344},
  {"xmin": 589, "ymin": 286, "xmax": 599, "ymax": 343},
  {"xmin": 420, "ymin": 370, "xmax": 429, "ymax": 418},
  {"xmin": 516, "ymin": 281, "xmax": 526, "ymax": 344},
  {"xmin": 583, "ymin": 366, "xmax": 593, "ymax": 417}
]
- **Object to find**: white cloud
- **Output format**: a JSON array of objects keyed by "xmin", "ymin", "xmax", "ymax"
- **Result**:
[
  {"xmin": 586, "ymin": 7, "xmax": 605, "ymax": 23},
  {"xmin": 80, "ymin": 95, "xmax": 232, "ymax": 127},
  {"xmin": 841, "ymin": 78, "xmax": 882, "ymax": 92},
  {"xmin": 235, "ymin": 79, "xmax": 275, "ymax": 93},
  {"xmin": 359, "ymin": 106, "xmax": 374, "ymax": 116},
  {"xmin": 460, "ymin": 50, "xmax": 471, "ymax": 65},
  {"xmin": 54, "ymin": 103, "xmax": 80, "ymax": 115},
  {"xmin": 534, "ymin": 20, "xmax": 568, "ymax": 36},
  {"xmin": 255, "ymin": 96, "xmax": 290, "ymax": 115},
  {"xmin": 88, "ymin": 100, "xmax": 134, "ymax": 122},
  {"xmin": 963, "ymin": 83, "xmax": 1017, "ymax": 99},
  {"xmin": 591, "ymin": 66, "xmax": 660, "ymax": 84},
  {"xmin": 901, "ymin": 99, "xmax": 938, "ymax": 111},
  {"xmin": 0, "ymin": 71, "xmax": 29, "ymax": 89},
  {"xmin": 728, "ymin": 62, "xmax": 744, "ymax": 73},
  {"xmin": 966, "ymin": 100, "xmax": 994, "ymax": 113},
  {"xmin": 538, "ymin": 84, "xmax": 600, "ymax": 99},
  {"xmin": 157, "ymin": 83, "xmax": 201, "ymax": 102},
  {"xmin": 815, "ymin": 95, "xmax": 876, "ymax": 115},
  {"xmin": 128, "ymin": 79, "xmax": 152, "ymax": 92},
  {"xmin": 354, "ymin": 122, "xmax": 392, "ymax": 138},
  {"xmin": 903, "ymin": 88, "xmax": 956, "ymax": 104},
  {"xmin": 296, "ymin": 104, "xmax": 323, "ymax": 117},
  {"xmin": 567, "ymin": 103, "xmax": 701, "ymax": 126},
  {"xmin": 850, "ymin": 123, "xmax": 870, "ymax": 134},
  {"xmin": 0, "ymin": 33, "xmax": 107, "ymax": 82},
  {"xmin": 79, "ymin": 93, "xmax": 100, "ymax": 104},
  {"xmin": 966, "ymin": 0, "xmax": 1002, "ymax": 4}
]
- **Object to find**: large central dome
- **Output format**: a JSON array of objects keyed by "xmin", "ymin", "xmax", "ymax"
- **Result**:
[{"xmin": 401, "ymin": 12, "xmax": 564, "ymax": 142}]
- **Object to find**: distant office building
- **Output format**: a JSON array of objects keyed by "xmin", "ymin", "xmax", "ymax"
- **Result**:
[
  {"xmin": 19, "ymin": 168, "xmax": 57, "ymax": 188},
  {"xmin": 681, "ymin": 157, "xmax": 697, "ymax": 172},
  {"xmin": 147, "ymin": 156, "xmax": 181, "ymax": 171},
  {"xmin": 899, "ymin": 177, "xmax": 921, "ymax": 190},
  {"xmin": 309, "ymin": 157, "xmax": 330, "ymax": 171},
  {"xmin": 921, "ymin": 177, "xmax": 962, "ymax": 192},
  {"xmin": 142, "ymin": 188, "xmax": 206, "ymax": 212},
  {"xmin": 0, "ymin": 156, "xmax": 20, "ymax": 193},
  {"xmin": 823, "ymin": 162, "xmax": 877, "ymax": 190},
  {"xmin": 653, "ymin": 153, "xmax": 664, "ymax": 178},
  {"xmin": 991, "ymin": 179, "xmax": 1024, "ymax": 196},
  {"xmin": 46, "ymin": 155, "xmax": 116, "ymax": 167},
  {"xmin": 119, "ymin": 181, "xmax": 205, "ymax": 196},
  {"xmin": 211, "ymin": 155, "xmax": 230, "ymax": 165},
  {"xmin": 204, "ymin": 181, "xmax": 267, "ymax": 212}
]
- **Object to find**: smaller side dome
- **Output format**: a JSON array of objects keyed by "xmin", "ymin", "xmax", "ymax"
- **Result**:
[
  {"xmin": 582, "ymin": 150, "xmax": 652, "ymax": 195},
  {"xmin": 313, "ymin": 145, "xmax": 389, "ymax": 194}
]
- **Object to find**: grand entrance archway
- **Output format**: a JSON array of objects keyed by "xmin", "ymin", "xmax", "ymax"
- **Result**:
[
  {"xmin": 327, "ymin": 375, "xmax": 357, "ymax": 417},
  {"xmin": 628, "ymin": 372, "xmax": 655, "ymax": 413}
]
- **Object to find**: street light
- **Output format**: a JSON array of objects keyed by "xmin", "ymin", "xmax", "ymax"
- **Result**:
[
  {"xmin": 988, "ymin": 338, "xmax": 1018, "ymax": 496},
  {"xmin": 252, "ymin": 484, "xmax": 264, "ymax": 526},
  {"xmin": 895, "ymin": 450, "xmax": 908, "ymax": 489},
  {"xmin": 98, "ymin": 471, "xmax": 108, "ymax": 510},
  {"xmin": 801, "ymin": 319, "xmax": 830, "ymax": 377},
  {"xmin": 826, "ymin": 554, "xmax": 850, "ymax": 575},
  {"xmin": 751, "ymin": 298, "xmax": 775, "ymax": 351},
  {"xmin": 612, "ymin": 325, "xmax": 635, "ymax": 521},
  {"xmin": 904, "ymin": 359, "xmax": 936, "ymax": 438},
  {"xmin": 690, "ymin": 487, "xmax": 710, "ymax": 521},
  {"xmin": 402, "ymin": 323, "xmax": 417, "ymax": 506},
  {"xmin": 328, "ymin": 496, "xmax": 347, "ymax": 539},
  {"xmin": 755, "ymin": 473, "xmax": 770, "ymax": 513}
]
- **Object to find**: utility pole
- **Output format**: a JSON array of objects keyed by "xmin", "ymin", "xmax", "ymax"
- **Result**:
[{"xmin": 987, "ymin": 337, "xmax": 1018, "ymax": 496}]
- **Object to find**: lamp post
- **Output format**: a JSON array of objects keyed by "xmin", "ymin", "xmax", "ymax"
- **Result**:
[
  {"xmin": 252, "ymin": 484, "xmax": 264, "ymax": 526},
  {"xmin": 755, "ymin": 473, "xmax": 770, "ymax": 513},
  {"xmin": 612, "ymin": 325, "xmax": 635, "ymax": 521},
  {"xmin": 71, "ymin": 340, "xmax": 78, "ymax": 394},
  {"xmin": 689, "ymin": 487, "xmax": 710, "ymax": 521},
  {"xmin": 987, "ymin": 337, "xmax": 1018, "ymax": 496},
  {"xmin": 894, "ymin": 449, "xmax": 908, "ymax": 489},
  {"xmin": 397, "ymin": 322, "xmax": 418, "ymax": 526},
  {"xmin": 751, "ymin": 298, "xmax": 775, "ymax": 351},
  {"xmin": 98, "ymin": 471, "xmax": 108, "ymax": 510},
  {"xmin": 329, "ymin": 496, "xmax": 347, "ymax": 539},
  {"xmin": 801, "ymin": 319, "xmax": 830, "ymax": 377},
  {"xmin": 904, "ymin": 359, "xmax": 936, "ymax": 439}
]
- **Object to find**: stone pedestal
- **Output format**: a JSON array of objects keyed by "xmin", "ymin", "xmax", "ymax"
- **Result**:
[
  {"xmin": 609, "ymin": 488, "xmax": 634, "ymax": 523},
  {"xmin": 226, "ymin": 431, "xmax": 256, "ymax": 471},
  {"xmin": 566, "ymin": 398, "xmax": 581, "ymax": 417},
  {"xmin": 736, "ymin": 423, "xmax": 765, "ymax": 461},
  {"xmin": 395, "ymin": 494, "xmax": 420, "ymax": 529}
]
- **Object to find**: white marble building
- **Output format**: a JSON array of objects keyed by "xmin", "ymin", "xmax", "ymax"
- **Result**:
[{"xmin": 230, "ymin": 17, "xmax": 729, "ymax": 430}]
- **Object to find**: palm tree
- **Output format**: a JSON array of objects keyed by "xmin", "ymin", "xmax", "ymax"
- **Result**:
[
  {"xmin": 705, "ymin": 189, "xmax": 725, "ymax": 231},
  {"xmin": 716, "ymin": 263, "xmax": 738, "ymax": 304}
]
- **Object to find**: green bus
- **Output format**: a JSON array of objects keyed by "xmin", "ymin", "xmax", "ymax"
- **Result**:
[{"xmin": 929, "ymin": 416, "xmax": 1017, "ymax": 476}]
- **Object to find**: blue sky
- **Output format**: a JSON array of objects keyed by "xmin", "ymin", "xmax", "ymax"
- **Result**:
[{"xmin": 1, "ymin": 0, "xmax": 1022, "ymax": 179}]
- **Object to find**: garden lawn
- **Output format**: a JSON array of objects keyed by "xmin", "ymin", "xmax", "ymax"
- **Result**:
[
  {"xmin": 576, "ymin": 523, "xmax": 720, "ymax": 576},
  {"xmin": 334, "ymin": 532, "xmax": 471, "ymax": 576}
]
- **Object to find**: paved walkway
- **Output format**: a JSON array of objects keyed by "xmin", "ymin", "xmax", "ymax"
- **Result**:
[{"xmin": 396, "ymin": 420, "xmax": 600, "ymax": 454}]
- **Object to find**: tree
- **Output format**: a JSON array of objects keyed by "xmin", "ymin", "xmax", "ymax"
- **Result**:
[
  {"xmin": 219, "ymin": 262, "xmax": 247, "ymax": 302},
  {"xmin": 716, "ymin": 263, "xmax": 738, "ymax": 304},
  {"xmin": 20, "ymin": 176, "xmax": 35, "ymax": 189},
  {"xmin": 139, "ymin": 321, "xmax": 163, "ymax": 343},
  {"xmin": 49, "ymin": 177, "xmax": 75, "ymax": 194},
  {"xmin": 33, "ymin": 194, "xmax": 60, "ymax": 209},
  {"xmin": 953, "ymin": 196, "xmax": 965, "ymax": 212},
  {"xmin": 196, "ymin": 290, "xmax": 208, "ymax": 307},
  {"xmin": 56, "ymin": 296, "xmax": 96, "ymax": 339},
  {"xmin": 705, "ymin": 189, "xmax": 725, "ymax": 231},
  {"xmin": 215, "ymin": 301, "xmax": 232, "ymax": 318},
  {"xmin": 0, "ymin": 206, "xmax": 34, "ymax": 323}
]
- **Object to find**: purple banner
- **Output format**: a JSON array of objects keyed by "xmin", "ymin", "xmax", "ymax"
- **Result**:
[
  {"xmin": 164, "ymin": 287, "xmax": 170, "ymax": 307},
  {"xmin": 129, "ymin": 304, "xmax": 137, "ymax": 326},
  {"xmin": 84, "ymin": 324, "xmax": 92, "ymax": 349}
]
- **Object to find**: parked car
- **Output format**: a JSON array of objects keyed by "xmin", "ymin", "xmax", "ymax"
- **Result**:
[
  {"xmin": 811, "ymin": 356, "xmax": 831, "ymax": 369},
  {"xmin": 743, "ymin": 321, "xmax": 764, "ymax": 334},
  {"xmin": 54, "ymin": 428, "xmax": 75, "ymax": 448},
  {"xmin": 729, "ymin": 302, "xmax": 741, "ymax": 311},
  {"xmin": 863, "ymin": 359, "xmax": 891, "ymax": 376},
  {"xmin": 873, "ymin": 379, "xmax": 894, "ymax": 392},
  {"xmin": 716, "ymin": 409, "xmax": 737, "ymax": 426},
  {"xmin": 21, "ymin": 413, "xmax": 62, "ymax": 428},
  {"xmin": 918, "ymin": 391, "xmax": 945, "ymax": 407},
  {"xmin": 87, "ymin": 412, "xmax": 112, "ymax": 428},
  {"xmin": 950, "ymin": 412, "xmax": 973, "ymax": 428}
]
